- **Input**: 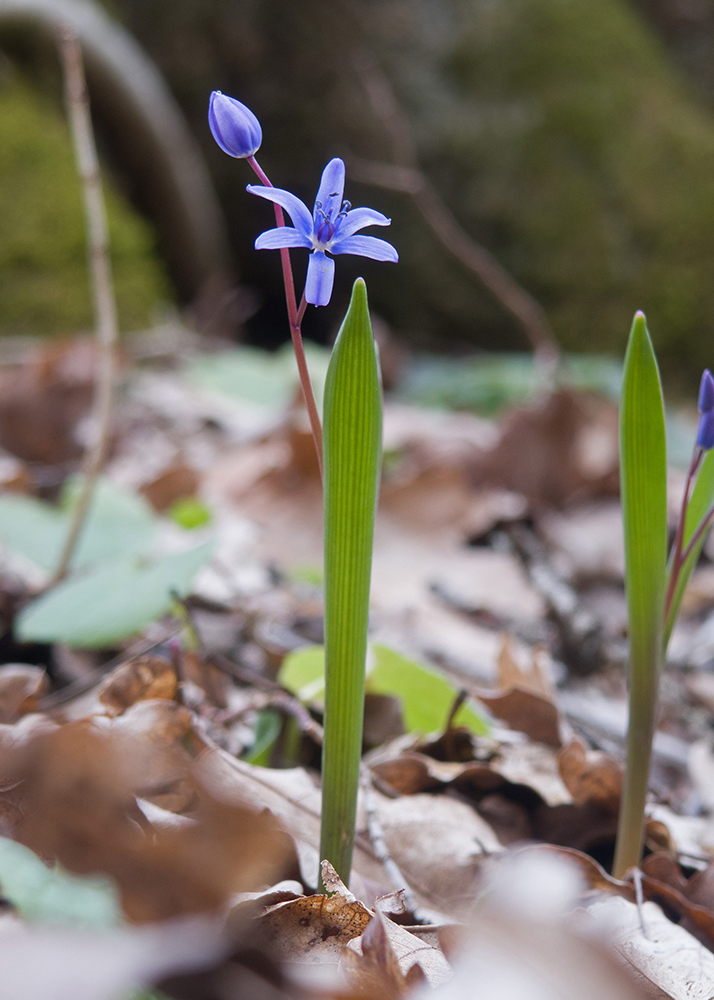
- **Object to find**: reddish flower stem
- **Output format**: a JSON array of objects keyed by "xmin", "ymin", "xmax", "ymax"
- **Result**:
[
  {"xmin": 664, "ymin": 445, "xmax": 703, "ymax": 621},
  {"xmin": 247, "ymin": 155, "xmax": 323, "ymax": 478}
]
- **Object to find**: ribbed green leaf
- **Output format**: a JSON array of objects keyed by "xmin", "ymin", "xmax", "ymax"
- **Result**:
[
  {"xmin": 663, "ymin": 447, "xmax": 714, "ymax": 648},
  {"xmin": 320, "ymin": 279, "xmax": 382, "ymax": 885},
  {"xmin": 613, "ymin": 311, "xmax": 667, "ymax": 878}
]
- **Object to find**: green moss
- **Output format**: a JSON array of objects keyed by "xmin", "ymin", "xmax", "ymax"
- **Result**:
[
  {"xmin": 430, "ymin": 0, "xmax": 714, "ymax": 377},
  {"xmin": 0, "ymin": 73, "xmax": 171, "ymax": 335}
]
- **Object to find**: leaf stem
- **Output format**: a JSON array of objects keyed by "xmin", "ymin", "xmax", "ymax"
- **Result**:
[{"xmin": 246, "ymin": 155, "xmax": 322, "ymax": 477}]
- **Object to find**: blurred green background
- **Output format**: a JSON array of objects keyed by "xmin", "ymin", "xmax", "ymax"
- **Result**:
[{"xmin": 2, "ymin": 0, "xmax": 714, "ymax": 386}]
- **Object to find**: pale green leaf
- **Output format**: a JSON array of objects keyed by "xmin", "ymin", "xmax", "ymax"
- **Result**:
[
  {"xmin": 279, "ymin": 643, "xmax": 489, "ymax": 735},
  {"xmin": 0, "ymin": 476, "xmax": 156, "ymax": 573},
  {"xmin": 0, "ymin": 837, "xmax": 121, "ymax": 927},
  {"xmin": 16, "ymin": 542, "xmax": 213, "ymax": 647}
]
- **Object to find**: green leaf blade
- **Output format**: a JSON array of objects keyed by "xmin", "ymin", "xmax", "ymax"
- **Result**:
[
  {"xmin": 320, "ymin": 278, "xmax": 382, "ymax": 884},
  {"xmin": 614, "ymin": 311, "xmax": 668, "ymax": 878}
]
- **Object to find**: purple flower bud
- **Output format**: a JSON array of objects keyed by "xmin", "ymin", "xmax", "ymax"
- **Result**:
[
  {"xmin": 699, "ymin": 368, "xmax": 714, "ymax": 414},
  {"xmin": 208, "ymin": 91, "xmax": 261, "ymax": 158},
  {"xmin": 696, "ymin": 369, "xmax": 714, "ymax": 449}
]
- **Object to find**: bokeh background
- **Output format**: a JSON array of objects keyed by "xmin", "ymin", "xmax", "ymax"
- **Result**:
[{"xmin": 1, "ymin": 0, "xmax": 714, "ymax": 387}]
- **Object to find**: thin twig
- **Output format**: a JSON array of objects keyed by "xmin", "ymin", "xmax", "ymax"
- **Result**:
[
  {"xmin": 360, "ymin": 765, "xmax": 430, "ymax": 923},
  {"xmin": 350, "ymin": 51, "xmax": 559, "ymax": 374},
  {"xmin": 53, "ymin": 27, "xmax": 119, "ymax": 582},
  {"xmin": 209, "ymin": 651, "xmax": 324, "ymax": 742}
]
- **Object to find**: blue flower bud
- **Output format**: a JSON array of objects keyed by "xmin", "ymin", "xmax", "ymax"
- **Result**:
[
  {"xmin": 699, "ymin": 368, "xmax": 714, "ymax": 414},
  {"xmin": 697, "ymin": 369, "xmax": 714, "ymax": 449},
  {"xmin": 208, "ymin": 91, "xmax": 261, "ymax": 158}
]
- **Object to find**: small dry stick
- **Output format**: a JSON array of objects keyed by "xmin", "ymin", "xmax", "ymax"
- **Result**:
[
  {"xmin": 53, "ymin": 27, "xmax": 119, "ymax": 583},
  {"xmin": 350, "ymin": 51, "xmax": 559, "ymax": 376},
  {"xmin": 360, "ymin": 765, "xmax": 429, "ymax": 923}
]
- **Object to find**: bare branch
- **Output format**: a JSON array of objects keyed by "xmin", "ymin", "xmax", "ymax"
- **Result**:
[
  {"xmin": 53, "ymin": 27, "xmax": 119, "ymax": 583},
  {"xmin": 351, "ymin": 51, "xmax": 559, "ymax": 369}
]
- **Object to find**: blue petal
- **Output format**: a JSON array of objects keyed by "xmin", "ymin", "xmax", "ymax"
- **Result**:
[
  {"xmin": 314, "ymin": 158, "xmax": 345, "ymax": 224},
  {"xmin": 255, "ymin": 227, "xmax": 313, "ymax": 250},
  {"xmin": 305, "ymin": 251, "xmax": 335, "ymax": 306},
  {"xmin": 246, "ymin": 185, "xmax": 314, "ymax": 238},
  {"xmin": 336, "ymin": 207, "xmax": 391, "ymax": 239},
  {"xmin": 329, "ymin": 234, "xmax": 399, "ymax": 262}
]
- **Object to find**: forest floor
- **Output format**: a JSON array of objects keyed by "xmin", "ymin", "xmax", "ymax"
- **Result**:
[{"xmin": 0, "ymin": 326, "xmax": 713, "ymax": 999}]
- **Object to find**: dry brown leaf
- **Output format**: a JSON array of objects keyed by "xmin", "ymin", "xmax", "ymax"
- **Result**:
[
  {"xmin": 373, "ymin": 791, "xmax": 501, "ymax": 916},
  {"xmin": 257, "ymin": 861, "xmax": 372, "ymax": 965},
  {"xmin": 475, "ymin": 687, "xmax": 562, "ymax": 748},
  {"xmin": 140, "ymin": 463, "xmax": 200, "ymax": 512},
  {"xmin": 475, "ymin": 389, "xmax": 619, "ymax": 507},
  {"xmin": 0, "ymin": 664, "xmax": 48, "ymax": 723},
  {"xmin": 197, "ymin": 748, "xmax": 492, "ymax": 917},
  {"xmin": 473, "ymin": 637, "xmax": 563, "ymax": 747},
  {"xmin": 589, "ymin": 895, "xmax": 714, "ymax": 1000},
  {"xmin": 342, "ymin": 907, "xmax": 411, "ymax": 999},
  {"xmin": 557, "ymin": 735, "xmax": 623, "ymax": 813},
  {"xmin": 108, "ymin": 699, "xmax": 201, "ymax": 811},
  {"xmin": 97, "ymin": 656, "xmax": 177, "ymax": 716},
  {"xmin": 0, "ymin": 720, "xmax": 291, "ymax": 922},
  {"xmin": 0, "ymin": 338, "xmax": 100, "ymax": 463},
  {"xmin": 343, "ymin": 904, "xmax": 451, "ymax": 995}
]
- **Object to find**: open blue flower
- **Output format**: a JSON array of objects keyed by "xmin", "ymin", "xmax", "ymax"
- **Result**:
[{"xmin": 247, "ymin": 157, "xmax": 398, "ymax": 306}]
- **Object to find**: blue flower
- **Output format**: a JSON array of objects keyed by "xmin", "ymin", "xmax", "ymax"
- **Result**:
[
  {"xmin": 209, "ymin": 91, "xmax": 262, "ymax": 158},
  {"xmin": 247, "ymin": 157, "xmax": 398, "ymax": 306},
  {"xmin": 697, "ymin": 369, "xmax": 714, "ymax": 450}
]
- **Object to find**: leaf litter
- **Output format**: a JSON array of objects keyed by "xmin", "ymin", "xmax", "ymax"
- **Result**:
[{"xmin": 1, "ymin": 329, "xmax": 714, "ymax": 997}]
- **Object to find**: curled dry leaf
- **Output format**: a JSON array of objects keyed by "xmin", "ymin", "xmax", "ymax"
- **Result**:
[
  {"xmin": 0, "ymin": 720, "xmax": 291, "ymax": 922},
  {"xmin": 343, "ymin": 905, "xmax": 451, "ymax": 996},
  {"xmin": 0, "ymin": 664, "xmax": 48, "ymax": 723},
  {"xmin": 372, "ymin": 741, "xmax": 571, "ymax": 808},
  {"xmin": 557, "ymin": 735, "xmax": 623, "ymax": 813},
  {"xmin": 473, "ymin": 637, "xmax": 563, "ymax": 748},
  {"xmin": 342, "ymin": 907, "xmax": 410, "ymax": 999},
  {"xmin": 256, "ymin": 861, "xmax": 372, "ymax": 967},
  {"xmin": 97, "ymin": 655, "xmax": 177, "ymax": 716}
]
